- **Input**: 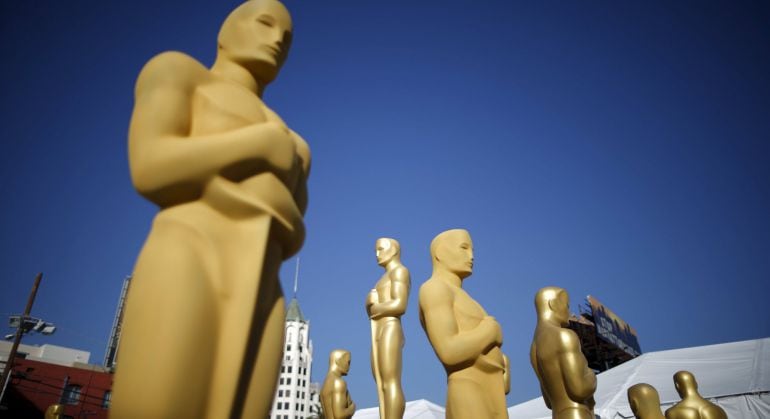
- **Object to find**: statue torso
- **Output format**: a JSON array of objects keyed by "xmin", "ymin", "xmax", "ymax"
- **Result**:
[
  {"xmin": 451, "ymin": 284, "xmax": 505, "ymax": 372},
  {"xmin": 533, "ymin": 325, "xmax": 586, "ymax": 412}
]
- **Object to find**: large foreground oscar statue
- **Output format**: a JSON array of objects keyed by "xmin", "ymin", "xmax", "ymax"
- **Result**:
[
  {"xmin": 366, "ymin": 238, "xmax": 410, "ymax": 419},
  {"xmin": 111, "ymin": 1, "xmax": 310, "ymax": 417},
  {"xmin": 321, "ymin": 350, "xmax": 357, "ymax": 419},
  {"xmin": 665, "ymin": 371, "xmax": 727, "ymax": 419},
  {"xmin": 530, "ymin": 287, "xmax": 596, "ymax": 419},
  {"xmin": 419, "ymin": 229, "xmax": 510, "ymax": 419}
]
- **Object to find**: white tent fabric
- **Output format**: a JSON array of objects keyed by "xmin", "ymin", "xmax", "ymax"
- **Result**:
[
  {"xmin": 353, "ymin": 399, "xmax": 445, "ymax": 419},
  {"xmin": 508, "ymin": 338, "xmax": 770, "ymax": 419}
]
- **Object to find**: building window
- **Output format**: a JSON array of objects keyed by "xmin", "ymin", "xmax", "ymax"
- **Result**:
[
  {"xmin": 287, "ymin": 378, "xmax": 291, "ymax": 385},
  {"xmin": 288, "ymin": 366, "xmax": 292, "ymax": 373},
  {"xmin": 101, "ymin": 390, "xmax": 111, "ymax": 408},
  {"xmin": 62, "ymin": 384, "xmax": 82, "ymax": 405},
  {"xmin": 278, "ymin": 390, "xmax": 283, "ymax": 397},
  {"xmin": 281, "ymin": 366, "xmax": 285, "ymax": 372}
]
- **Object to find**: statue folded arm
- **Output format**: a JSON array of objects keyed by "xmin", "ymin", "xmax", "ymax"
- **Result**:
[
  {"xmin": 128, "ymin": 52, "xmax": 300, "ymax": 207},
  {"xmin": 419, "ymin": 283, "xmax": 499, "ymax": 367},
  {"xmin": 559, "ymin": 330, "xmax": 597, "ymax": 403},
  {"xmin": 368, "ymin": 266, "xmax": 410, "ymax": 319},
  {"xmin": 332, "ymin": 380, "xmax": 355, "ymax": 419}
]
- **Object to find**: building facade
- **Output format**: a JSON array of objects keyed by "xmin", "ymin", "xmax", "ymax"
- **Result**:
[
  {"xmin": 270, "ymin": 297, "xmax": 314, "ymax": 419},
  {"xmin": 0, "ymin": 343, "xmax": 112, "ymax": 418}
]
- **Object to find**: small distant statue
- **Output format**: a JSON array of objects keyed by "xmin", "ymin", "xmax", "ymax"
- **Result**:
[
  {"xmin": 366, "ymin": 237, "xmax": 410, "ymax": 419},
  {"xmin": 111, "ymin": 0, "xmax": 310, "ymax": 417},
  {"xmin": 44, "ymin": 404, "xmax": 63, "ymax": 419},
  {"xmin": 419, "ymin": 229, "xmax": 510, "ymax": 419},
  {"xmin": 628, "ymin": 383, "xmax": 665, "ymax": 419},
  {"xmin": 665, "ymin": 371, "xmax": 727, "ymax": 419},
  {"xmin": 530, "ymin": 287, "xmax": 596, "ymax": 419},
  {"xmin": 321, "ymin": 350, "xmax": 357, "ymax": 419}
]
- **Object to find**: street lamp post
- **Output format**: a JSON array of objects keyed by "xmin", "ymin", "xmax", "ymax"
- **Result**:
[{"xmin": 0, "ymin": 273, "xmax": 56, "ymax": 407}]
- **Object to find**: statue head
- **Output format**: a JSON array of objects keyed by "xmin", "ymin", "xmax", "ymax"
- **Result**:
[
  {"xmin": 628, "ymin": 383, "xmax": 663, "ymax": 418},
  {"xmin": 375, "ymin": 238, "xmax": 400, "ymax": 267},
  {"xmin": 430, "ymin": 229, "xmax": 474, "ymax": 279},
  {"xmin": 535, "ymin": 286, "xmax": 570, "ymax": 327},
  {"xmin": 673, "ymin": 371, "xmax": 698, "ymax": 398},
  {"xmin": 217, "ymin": 0, "xmax": 293, "ymax": 85},
  {"xmin": 329, "ymin": 349, "xmax": 351, "ymax": 376}
]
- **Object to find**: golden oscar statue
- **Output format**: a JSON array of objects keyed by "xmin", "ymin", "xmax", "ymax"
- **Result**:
[
  {"xmin": 321, "ymin": 350, "xmax": 357, "ymax": 419},
  {"xmin": 44, "ymin": 404, "xmax": 64, "ymax": 419},
  {"xmin": 530, "ymin": 287, "xmax": 596, "ymax": 419},
  {"xmin": 111, "ymin": 1, "xmax": 310, "ymax": 417},
  {"xmin": 628, "ymin": 383, "xmax": 665, "ymax": 419},
  {"xmin": 418, "ymin": 229, "xmax": 510, "ymax": 419},
  {"xmin": 366, "ymin": 238, "xmax": 410, "ymax": 419},
  {"xmin": 665, "ymin": 371, "xmax": 727, "ymax": 419}
]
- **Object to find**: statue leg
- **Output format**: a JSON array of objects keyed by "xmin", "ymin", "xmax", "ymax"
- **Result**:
[
  {"xmin": 376, "ymin": 321, "xmax": 405, "ymax": 419},
  {"xmin": 111, "ymin": 217, "xmax": 217, "ymax": 418},
  {"xmin": 239, "ymin": 241, "xmax": 285, "ymax": 417},
  {"xmin": 202, "ymin": 215, "xmax": 286, "ymax": 419}
]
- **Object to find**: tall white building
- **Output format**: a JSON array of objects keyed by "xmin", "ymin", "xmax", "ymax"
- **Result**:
[{"xmin": 270, "ymin": 297, "xmax": 314, "ymax": 419}]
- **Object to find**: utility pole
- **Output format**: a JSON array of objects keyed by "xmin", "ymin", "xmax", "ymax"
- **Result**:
[{"xmin": 0, "ymin": 272, "xmax": 43, "ymax": 406}]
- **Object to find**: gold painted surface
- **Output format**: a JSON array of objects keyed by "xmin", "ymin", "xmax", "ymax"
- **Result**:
[
  {"xmin": 628, "ymin": 383, "xmax": 665, "ymax": 419},
  {"xmin": 321, "ymin": 350, "xmax": 356, "ymax": 419},
  {"xmin": 418, "ymin": 229, "xmax": 509, "ymax": 419},
  {"xmin": 110, "ymin": 1, "xmax": 310, "ymax": 417},
  {"xmin": 530, "ymin": 287, "xmax": 596, "ymax": 419},
  {"xmin": 366, "ymin": 238, "xmax": 410, "ymax": 419},
  {"xmin": 665, "ymin": 371, "xmax": 727, "ymax": 419}
]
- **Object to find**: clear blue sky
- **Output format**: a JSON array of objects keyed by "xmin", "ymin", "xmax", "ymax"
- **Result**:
[{"xmin": 1, "ymin": 0, "xmax": 769, "ymax": 410}]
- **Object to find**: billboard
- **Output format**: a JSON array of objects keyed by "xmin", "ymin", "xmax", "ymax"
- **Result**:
[{"xmin": 587, "ymin": 295, "xmax": 642, "ymax": 357}]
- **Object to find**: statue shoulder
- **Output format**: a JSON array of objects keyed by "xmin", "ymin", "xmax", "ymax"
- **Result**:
[
  {"xmin": 557, "ymin": 327, "xmax": 580, "ymax": 349},
  {"xmin": 664, "ymin": 404, "xmax": 687, "ymax": 419},
  {"xmin": 332, "ymin": 376, "xmax": 348, "ymax": 391},
  {"xmin": 135, "ymin": 51, "xmax": 206, "ymax": 95},
  {"xmin": 419, "ymin": 279, "xmax": 453, "ymax": 307},
  {"xmin": 390, "ymin": 265, "xmax": 411, "ymax": 283}
]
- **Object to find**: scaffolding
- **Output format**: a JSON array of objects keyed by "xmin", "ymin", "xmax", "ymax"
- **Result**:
[{"xmin": 103, "ymin": 276, "xmax": 131, "ymax": 370}]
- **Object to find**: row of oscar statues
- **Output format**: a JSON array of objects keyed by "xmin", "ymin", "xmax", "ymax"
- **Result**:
[
  {"xmin": 105, "ymin": 0, "xmax": 728, "ymax": 417},
  {"xmin": 318, "ymin": 230, "xmax": 727, "ymax": 419}
]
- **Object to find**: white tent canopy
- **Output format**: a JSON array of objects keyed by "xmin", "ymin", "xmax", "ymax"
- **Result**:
[
  {"xmin": 353, "ymin": 399, "xmax": 445, "ymax": 419},
  {"xmin": 508, "ymin": 338, "xmax": 770, "ymax": 419}
]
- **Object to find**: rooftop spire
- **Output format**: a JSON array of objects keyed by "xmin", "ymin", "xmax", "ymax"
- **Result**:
[{"xmin": 293, "ymin": 257, "xmax": 300, "ymax": 297}]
